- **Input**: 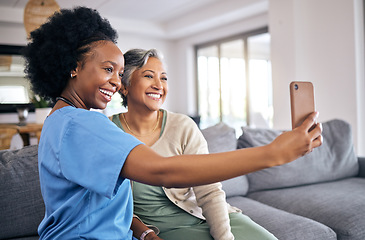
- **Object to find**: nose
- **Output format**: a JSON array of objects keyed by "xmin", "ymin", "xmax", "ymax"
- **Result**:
[{"xmin": 152, "ymin": 78, "xmax": 163, "ymax": 90}]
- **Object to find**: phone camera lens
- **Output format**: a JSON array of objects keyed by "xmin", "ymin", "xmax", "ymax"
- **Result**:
[{"xmin": 294, "ymin": 84, "xmax": 298, "ymax": 90}]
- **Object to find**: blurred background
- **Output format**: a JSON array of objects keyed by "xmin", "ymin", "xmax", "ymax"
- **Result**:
[{"xmin": 0, "ymin": 0, "xmax": 364, "ymax": 156}]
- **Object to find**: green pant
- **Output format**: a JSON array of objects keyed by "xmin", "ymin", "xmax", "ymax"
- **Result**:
[{"xmin": 157, "ymin": 212, "xmax": 278, "ymax": 240}]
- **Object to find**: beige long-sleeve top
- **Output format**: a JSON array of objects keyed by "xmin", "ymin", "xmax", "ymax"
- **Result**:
[{"xmin": 112, "ymin": 110, "xmax": 241, "ymax": 240}]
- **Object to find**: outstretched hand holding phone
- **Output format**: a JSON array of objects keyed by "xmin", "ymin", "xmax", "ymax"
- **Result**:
[
  {"xmin": 290, "ymin": 81, "xmax": 316, "ymax": 131},
  {"xmin": 271, "ymin": 111, "xmax": 322, "ymax": 161}
]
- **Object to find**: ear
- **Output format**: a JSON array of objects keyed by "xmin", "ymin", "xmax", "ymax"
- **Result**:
[{"xmin": 70, "ymin": 68, "xmax": 78, "ymax": 79}]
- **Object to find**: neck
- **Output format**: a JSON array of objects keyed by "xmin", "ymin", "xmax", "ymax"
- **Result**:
[
  {"xmin": 56, "ymin": 96, "xmax": 76, "ymax": 108},
  {"xmin": 122, "ymin": 109, "xmax": 161, "ymax": 137},
  {"xmin": 60, "ymin": 87, "xmax": 88, "ymax": 110}
]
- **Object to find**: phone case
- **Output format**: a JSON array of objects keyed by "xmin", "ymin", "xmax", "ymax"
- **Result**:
[{"xmin": 290, "ymin": 81, "xmax": 315, "ymax": 129}]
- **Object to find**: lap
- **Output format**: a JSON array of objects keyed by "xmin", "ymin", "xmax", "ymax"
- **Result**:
[
  {"xmin": 157, "ymin": 212, "xmax": 277, "ymax": 240},
  {"xmin": 230, "ymin": 212, "xmax": 278, "ymax": 240}
]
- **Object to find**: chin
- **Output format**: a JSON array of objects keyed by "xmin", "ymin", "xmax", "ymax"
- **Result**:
[
  {"xmin": 150, "ymin": 106, "xmax": 162, "ymax": 112},
  {"xmin": 93, "ymin": 103, "xmax": 108, "ymax": 110}
]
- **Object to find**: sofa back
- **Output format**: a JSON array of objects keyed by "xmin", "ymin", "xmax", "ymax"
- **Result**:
[
  {"xmin": 0, "ymin": 145, "xmax": 44, "ymax": 239},
  {"xmin": 237, "ymin": 119, "xmax": 359, "ymax": 193},
  {"xmin": 201, "ymin": 122, "xmax": 249, "ymax": 197}
]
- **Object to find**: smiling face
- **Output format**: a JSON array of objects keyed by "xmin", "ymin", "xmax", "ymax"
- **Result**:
[
  {"xmin": 124, "ymin": 57, "xmax": 168, "ymax": 112},
  {"xmin": 68, "ymin": 41, "xmax": 124, "ymax": 110}
]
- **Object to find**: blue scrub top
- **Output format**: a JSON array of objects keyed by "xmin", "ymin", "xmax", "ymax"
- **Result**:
[{"xmin": 37, "ymin": 107, "xmax": 142, "ymax": 239}]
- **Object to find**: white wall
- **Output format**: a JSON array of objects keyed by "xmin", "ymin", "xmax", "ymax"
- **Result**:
[
  {"xmin": 0, "ymin": 24, "xmax": 27, "ymax": 46},
  {"xmin": 269, "ymin": 0, "xmax": 365, "ymax": 155}
]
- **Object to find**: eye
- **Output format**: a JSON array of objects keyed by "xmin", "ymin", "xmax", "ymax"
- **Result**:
[
  {"xmin": 119, "ymin": 73, "xmax": 124, "ymax": 79},
  {"xmin": 105, "ymin": 67, "xmax": 113, "ymax": 73},
  {"xmin": 161, "ymin": 77, "xmax": 168, "ymax": 81},
  {"xmin": 144, "ymin": 74, "xmax": 153, "ymax": 79}
]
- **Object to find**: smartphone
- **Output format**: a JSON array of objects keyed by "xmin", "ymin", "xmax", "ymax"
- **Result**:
[{"xmin": 290, "ymin": 81, "xmax": 316, "ymax": 129}]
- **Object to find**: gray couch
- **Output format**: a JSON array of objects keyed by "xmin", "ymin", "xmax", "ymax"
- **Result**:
[
  {"xmin": 0, "ymin": 119, "xmax": 364, "ymax": 239},
  {"xmin": 201, "ymin": 119, "xmax": 365, "ymax": 240}
]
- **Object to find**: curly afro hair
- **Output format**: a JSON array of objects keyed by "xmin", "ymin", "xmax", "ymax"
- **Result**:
[{"xmin": 23, "ymin": 7, "xmax": 118, "ymax": 102}]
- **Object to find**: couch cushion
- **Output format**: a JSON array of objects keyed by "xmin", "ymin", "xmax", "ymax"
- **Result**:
[
  {"xmin": 220, "ymin": 176, "xmax": 249, "ymax": 198},
  {"xmin": 201, "ymin": 122, "xmax": 249, "ymax": 196},
  {"xmin": 0, "ymin": 145, "xmax": 44, "ymax": 239},
  {"xmin": 226, "ymin": 196, "xmax": 336, "ymax": 240},
  {"xmin": 237, "ymin": 119, "xmax": 359, "ymax": 192},
  {"xmin": 247, "ymin": 177, "xmax": 365, "ymax": 240},
  {"xmin": 201, "ymin": 122, "xmax": 237, "ymax": 154}
]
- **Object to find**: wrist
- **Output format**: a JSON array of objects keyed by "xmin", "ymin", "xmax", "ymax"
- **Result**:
[
  {"xmin": 140, "ymin": 229, "xmax": 154, "ymax": 240},
  {"xmin": 264, "ymin": 143, "xmax": 282, "ymax": 167}
]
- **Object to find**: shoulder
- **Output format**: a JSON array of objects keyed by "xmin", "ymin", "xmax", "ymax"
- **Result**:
[
  {"xmin": 45, "ymin": 107, "xmax": 108, "ymax": 131},
  {"xmin": 109, "ymin": 113, "xmax": 121, "ymax": 124},
  {"xmin": 165, "ymin": 111, "xmax": 197, "ymax": 130},
  {"xmin": 54, "ymin": 107, "xmax": 109, "ymax": 123},
  {"xmin": 163, "ymin": 110, "xmax": 206, "ymax": 143},
  {"xmin": 49, "ymin": 108, "xmax": 123, "ymax": 139},
  {"xmin": 58, "ymin": 108, "xmax": 141, "ymax": 150}
]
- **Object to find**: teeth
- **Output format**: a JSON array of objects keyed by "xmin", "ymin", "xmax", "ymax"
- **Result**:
[
  {"xmin": 100, "ymin": 89, "xmax": 113, "ymax": 97},
  {"xmin": 147, "ymin": 93, "xmax": 161, "ymax": 98}
]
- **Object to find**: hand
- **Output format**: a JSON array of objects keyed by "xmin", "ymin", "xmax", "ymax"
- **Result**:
[
  {"xmin": 269, "ymin": 112, "xmax": 322, "ymax": 165},
  {"xmin": 145, "ymin": 232, "xmax": 163, "ymax": 240}
]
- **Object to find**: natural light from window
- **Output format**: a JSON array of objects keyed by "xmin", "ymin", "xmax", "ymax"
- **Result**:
[
  {"xmin": 197, "ymin": 30, "xmax": 272, "ymax": 135},
  {"xmin": 0, "ymin": 85, "xmax": 28, "ymax": 103}
]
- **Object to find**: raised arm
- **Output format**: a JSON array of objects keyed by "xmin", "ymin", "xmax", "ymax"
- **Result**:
[{"xmin": 121, "ymin": 112, "xmax": 322, "ymax": 188}]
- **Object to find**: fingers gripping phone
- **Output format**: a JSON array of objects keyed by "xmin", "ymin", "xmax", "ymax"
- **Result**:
[{"xmin": 290, "ymin": 81, "xmax": 316, "ymax": 130}]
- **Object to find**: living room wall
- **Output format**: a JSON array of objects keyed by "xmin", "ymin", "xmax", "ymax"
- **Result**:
[{"xmin": 268, "ymin": 0, "xmax": 365, "ymax": 156}]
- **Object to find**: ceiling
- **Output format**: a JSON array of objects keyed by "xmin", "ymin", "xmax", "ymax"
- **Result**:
[{"xmin": 0, "ymin": 0, "xmax": 268, "ymax": 40}]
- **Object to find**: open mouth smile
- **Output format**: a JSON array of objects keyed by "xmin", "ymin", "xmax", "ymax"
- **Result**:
[
  {"xmin": 100, "ymin": 88, "xmax": 114, "ymax": 101},
  {"xmin": 147, "ymin": 93, "xmax": 162, "ymax": 100}
]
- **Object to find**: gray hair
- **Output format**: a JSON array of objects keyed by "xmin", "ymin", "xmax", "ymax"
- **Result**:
[{"xmin": 120, "ymin": 48, "xmax": 165, "ymax": 107}]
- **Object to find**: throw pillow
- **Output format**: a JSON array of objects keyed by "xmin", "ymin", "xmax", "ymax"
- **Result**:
[{"xmin": 237, "ymin": 119, "xmax": 359, "ymax": 192}]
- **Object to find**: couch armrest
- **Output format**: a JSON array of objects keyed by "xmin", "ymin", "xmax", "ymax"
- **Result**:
[{"xmin": 358, "ymin": 157, "xmax": 365, "ymax": 178}]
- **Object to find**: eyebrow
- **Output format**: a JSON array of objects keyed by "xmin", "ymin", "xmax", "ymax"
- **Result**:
[
  {"xmin": 102, "ymin": 60, "xmax": 117, "ymax": 66},
  {"xmin": 102, "ymin": 61, "xmax": 124, "ymax": 70},
  {"xmin": 142, "ymin": 70, "xmax": 167, "ymax": 75}
]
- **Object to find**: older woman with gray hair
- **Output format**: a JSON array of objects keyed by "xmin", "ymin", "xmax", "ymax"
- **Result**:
[{"xmin": 110, "ymin": 48, "xmax": 278, "ymax": 240}]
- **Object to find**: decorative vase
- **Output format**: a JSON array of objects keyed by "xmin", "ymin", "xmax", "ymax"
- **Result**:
[
  {"xmin": 35, "ymin": 107, "xmax": 52, "ymax": 124},
  {"xmin": 16, "ymin": 107, "xmax": 29, "ymax": 126}
]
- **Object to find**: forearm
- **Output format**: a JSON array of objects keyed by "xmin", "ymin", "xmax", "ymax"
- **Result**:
[
  {"xmin": 122, "ymin": 115, "xmax": 321, "ymax": 188},
  {"xmin": 122, "ymin": 144, "xmax": 276, "ymax": 188},
  {"xmin": 131, "ymin": 217, "xmax": 158, "ymax": 240},
  {"xmin": 194, "ymin": 184, "xmax": 234, "ymax": 240},
  {"xmin": 131, "ymin": 217, "xmax": 149, "ymax": 239}
]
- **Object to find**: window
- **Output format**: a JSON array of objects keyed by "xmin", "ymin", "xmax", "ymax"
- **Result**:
[
  {"xmin": 0, "ymin": 85, "xmax": 28, "ymax": 103},
  {"xmin": 196, "ymin": 28, "xmax": 272, "ymax": 135}
]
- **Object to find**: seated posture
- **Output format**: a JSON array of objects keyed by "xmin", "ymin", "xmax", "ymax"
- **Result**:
[
  {"xmin": 23, "ymin": 6, "xmax": 322, "ymax": 240},
  {"xmin": 111, "ymin": 48, "xmax": 277, "ymax": 240}
]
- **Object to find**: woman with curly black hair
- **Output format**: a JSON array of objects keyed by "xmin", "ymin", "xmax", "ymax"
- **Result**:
[{"xmin": 23, "ymin": 6, "xmax": 322, "ymax": 240}]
